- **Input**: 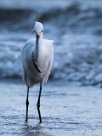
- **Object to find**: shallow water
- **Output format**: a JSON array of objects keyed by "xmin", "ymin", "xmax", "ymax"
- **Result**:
[{"xmin": 0, "ymin": 81, "xmax": 102, "ymax": 136}]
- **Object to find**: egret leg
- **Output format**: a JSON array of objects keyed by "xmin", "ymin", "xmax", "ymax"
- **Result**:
[
  {"xmin": 26, "ymin": 86, "xmax": 29, "ymax": 122},
  {"xmin": 37, "ymin": 83, "xmax": 42, "ymax": 123}
]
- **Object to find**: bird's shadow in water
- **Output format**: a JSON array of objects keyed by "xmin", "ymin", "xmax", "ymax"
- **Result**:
[{"xmin": 22, "ymin": 122, "xmax": 52, "ymax": 136}]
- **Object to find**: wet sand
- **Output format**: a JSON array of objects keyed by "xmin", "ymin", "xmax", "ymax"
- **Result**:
[{"xmin": 0, "ymin": 81, "xmax": 102, "ymax": 136}]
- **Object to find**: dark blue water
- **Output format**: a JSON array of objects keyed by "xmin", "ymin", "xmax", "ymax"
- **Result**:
[{"xmin": 0, "ymin": 0, "xmax": 102, "ymax": 86}]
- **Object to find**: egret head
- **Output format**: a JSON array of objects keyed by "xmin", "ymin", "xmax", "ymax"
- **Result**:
[{"xmin": 34, "ymin": 21, "xmax": 43, "ymax": 36}]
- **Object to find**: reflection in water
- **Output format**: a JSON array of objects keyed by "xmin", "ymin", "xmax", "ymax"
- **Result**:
[{"xmin": 22, "ymin": 123, "xmax": 52, "ymax": 136}]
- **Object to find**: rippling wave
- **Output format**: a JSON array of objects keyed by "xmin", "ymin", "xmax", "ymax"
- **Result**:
[
  {"xmin": 0, "ymin": 1, "xmax": 102, "ymax": 86},
  {"xmin": 0, "ymin": 2, "xmax": 102, "ymax": 34}
]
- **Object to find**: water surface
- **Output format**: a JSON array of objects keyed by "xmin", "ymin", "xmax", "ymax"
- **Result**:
[{"xmin": 0, "ymin": 81, "xmax": 102, "ymax": 136}]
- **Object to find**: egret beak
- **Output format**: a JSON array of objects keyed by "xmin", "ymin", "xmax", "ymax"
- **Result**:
[
  {"xmin": 36, "ymin": 31, "xmax": 43, "ymax": 36},
  {"xmin": 31, "ymin": 30, "xmax": 40, "ymax": 36},
  {"xmin": 33, "ymin": 28, "xmax": 43, "ymax": 36}
]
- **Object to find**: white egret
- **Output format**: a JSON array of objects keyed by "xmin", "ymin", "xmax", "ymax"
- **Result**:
[{"xmin": 21, "ymin": 21, "xmax": 54, "ymax": 123}]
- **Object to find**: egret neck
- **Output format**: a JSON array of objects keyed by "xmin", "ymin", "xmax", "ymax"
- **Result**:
[{"xmin": 35, "ymin": 33, "xmax": 43, "ymax": 61}]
